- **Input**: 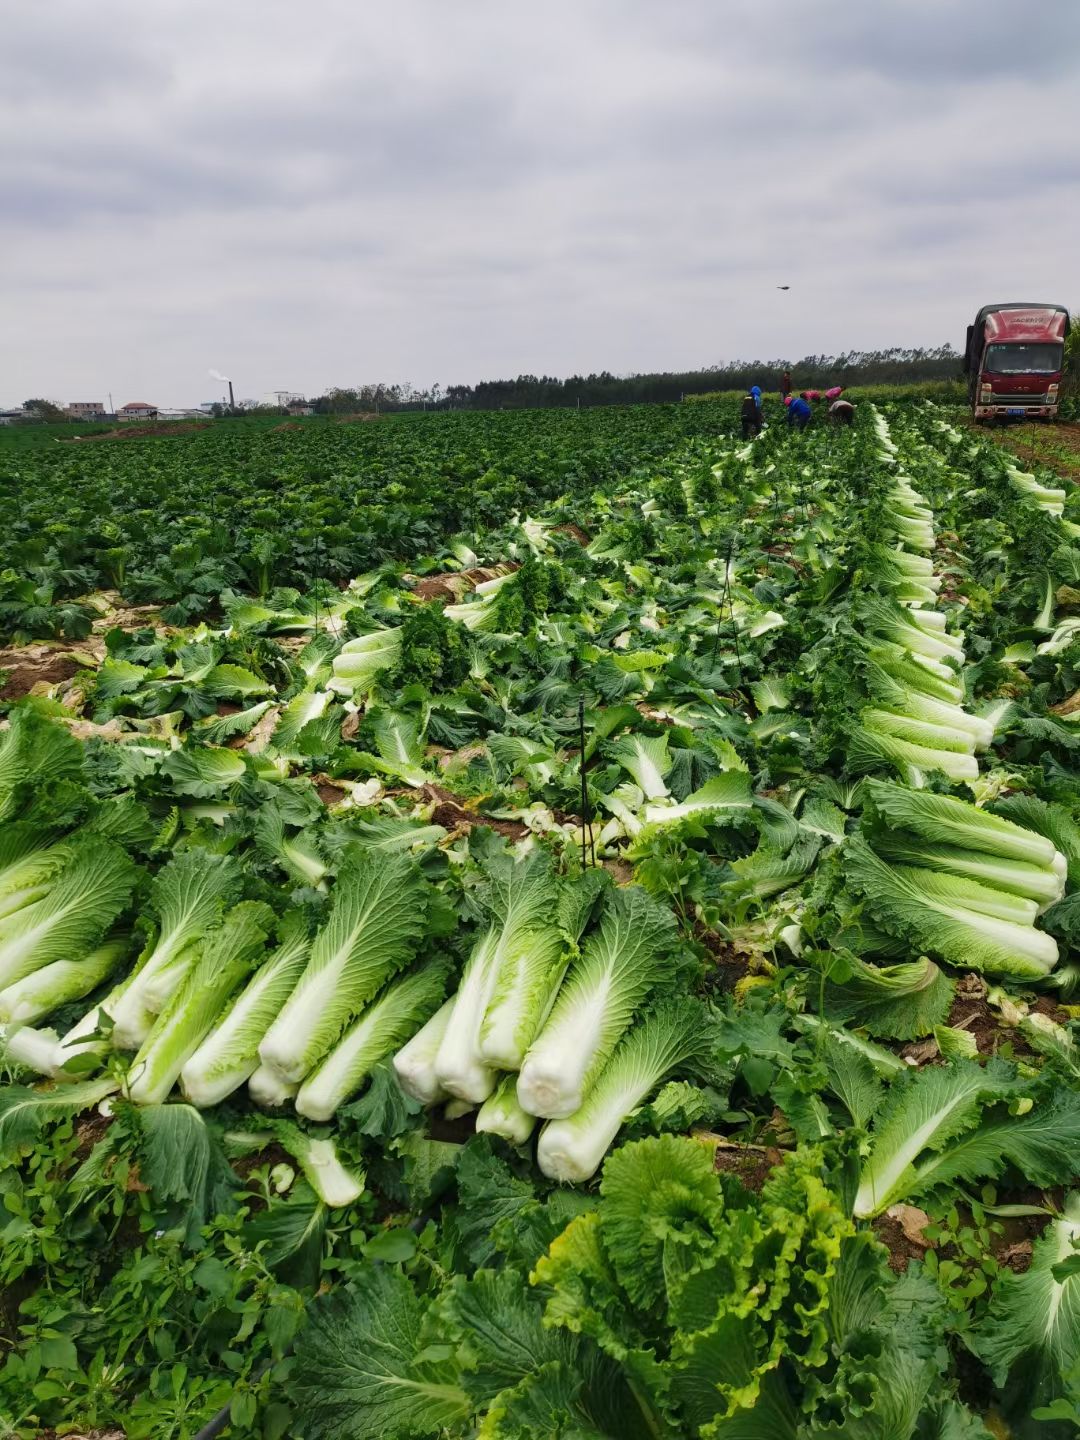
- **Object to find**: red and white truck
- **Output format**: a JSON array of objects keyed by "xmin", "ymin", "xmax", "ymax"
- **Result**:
[{"xmin": 964, "ymin": 302, "xmax": 1069, "ymax": 421}]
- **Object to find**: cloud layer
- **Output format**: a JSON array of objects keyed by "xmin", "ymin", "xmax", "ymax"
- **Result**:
[{"xmin": 3, "ymin": 0, "xmax": 1078, "ymax": 405}]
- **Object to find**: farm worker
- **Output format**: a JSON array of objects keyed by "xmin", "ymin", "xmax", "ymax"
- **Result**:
[
  {"xmin": 825, "ymin": 386, "xmax": 843, "ymax": 400},
  {"xmin": 740, "ymin": 391, "xmax": 762, "ymax": 439},
  {"xmin": 785, "ymin": 395, "xmax": 812, "ymax": 430},
  {"xmin": 781, "ymin": 369, "xmax": 792, "ymax": 397},
  {"xmin": 750, "ymin": 384, "xmax": 762, "ymax": 412},
  {"xmin": 829, "ymin": 398, "xmax": 856, "ymax": 426},
  {"xmin": 800, "ymin": 389, "xmax": 822, "ymax": 402}
]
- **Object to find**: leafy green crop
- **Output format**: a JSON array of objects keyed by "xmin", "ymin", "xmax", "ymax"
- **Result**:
[{"xmin": 3, "ymin": 397, "xmax": 1080, "ymax": 1437}]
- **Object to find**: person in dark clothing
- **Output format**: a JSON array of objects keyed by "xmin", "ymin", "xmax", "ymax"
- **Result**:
[
  {"xmin": 785, "ymin": 395, "xmax": 811, "ymax": 430},
  {"xmin": 829, "ymin": 398, "xmax": 855, "ymax": 426},
  {"xmin": 781, "ymin": 370, "xmax": 792, "ymax": 398},
  {"xmin": 740, "ymin": 391, "xmax": 762, "ymax": 439}
]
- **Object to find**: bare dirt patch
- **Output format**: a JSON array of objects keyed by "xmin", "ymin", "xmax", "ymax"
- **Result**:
[
  {"xmin": 408, "ymin": 563, "xmax": 519, "ymax": 604},
  {"xmin": 0, "ymin": 645, "xmax": 88, "ymax": 699},
  {"xmin": 696, "ymin": 926, "xmax": 754, "ymax": 993},
  {"xmin": 74, "ymin": 1111, "xmax": 113, "ymax": 1162},
  {"xmin": 63, "ymin": 421, "xmax": 211, "ymax": 442},
  {"xmin": 602, "ymin": 857, "xmax": 634, "ymax": 885},
  {"xmin": 552, "ymin": 523, "xmax": 591, "ymax": 546},
  {"xmin": 945, "ymin": 991, "xmax": 1013, "ymax": 1057},
  {"xmin": 709, "ymin": 1138, "xmax": 783, "ymax": 1192},
  {"xmin": 420, "ymin": 781, "xmax": 530, "ymax": 841},
  {"xmin": 411, "ymin": 573, "xmax": 473, "ymax": 603},
  {"xmin": 874, "ymin": 1213, "xmax": 932, "ymax": 1274},
  {"xmin": 943, "ymin": 974, "xmax": 1070, "ymax": 1059},
  {"xmin": 232, "ymin": 1142, "xmax": 295, "ymax": 1185}
]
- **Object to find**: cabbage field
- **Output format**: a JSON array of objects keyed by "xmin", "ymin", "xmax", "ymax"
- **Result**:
[{"xmin": 2, "ymin": 399, "xmax": 1080, "ymax": 1438}]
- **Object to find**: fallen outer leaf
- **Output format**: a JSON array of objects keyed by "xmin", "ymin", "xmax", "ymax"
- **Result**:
[{"xmin": 886, "ymin": 1203, "xmax": 934, "ymax": 1249}]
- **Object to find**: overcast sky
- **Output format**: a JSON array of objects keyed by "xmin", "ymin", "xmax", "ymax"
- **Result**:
[{"xmin": 3, "ymin": 1, "xmax": 1079, "ymax": 406}]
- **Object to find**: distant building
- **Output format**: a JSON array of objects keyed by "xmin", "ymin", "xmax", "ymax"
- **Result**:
[
  {"xmin": 0, "ymin": 409, "xmax": 23, "ymax": 426},
  {"xmin": 118, "ymin": 402, "xmax": 158, "ymax": 420},
  {"xmin": 67, "ymin": 401, "xmax": 107, "ymax": 419},
  {"xmin": 286, "ymin": 403, "xmax": 314, "ymax": 417}
]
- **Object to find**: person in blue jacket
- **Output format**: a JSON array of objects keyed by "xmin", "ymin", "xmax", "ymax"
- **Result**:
[{"xmin": 784, "ymin": 394, "xmax": 812, "ymax": 430}]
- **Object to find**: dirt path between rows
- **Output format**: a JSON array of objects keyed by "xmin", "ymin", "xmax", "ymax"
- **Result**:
[{"xmin": 968, "ymin": 416, "xmax": 1080, "ymax": 483}]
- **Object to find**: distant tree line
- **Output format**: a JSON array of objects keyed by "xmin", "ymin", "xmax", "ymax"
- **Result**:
[{"xmin": 308, "ymin": 346, "xmax": 965, "ymax": 413}]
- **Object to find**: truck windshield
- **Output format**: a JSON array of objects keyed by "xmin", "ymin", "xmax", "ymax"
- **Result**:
[{"xmin": 984, "ymin": 343, "xmax": 1064, "ymax": 375}]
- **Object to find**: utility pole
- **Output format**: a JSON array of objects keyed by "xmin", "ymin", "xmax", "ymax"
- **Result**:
[{"xmin": 108, "ymin": 391, "xmax": 114, "ymax": 415}]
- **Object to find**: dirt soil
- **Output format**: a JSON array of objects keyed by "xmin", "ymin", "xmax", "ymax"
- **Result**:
[
  {"xmin": 873, "ymin": 1213, "xmax": 933, "ymax": 1274},
  {"xmin": 232, "ymin": 1142, "xmax": 295, "ymax": 1185},
  {"xmin": 944, "ymin": 973, "xmax": 1070, "ymax": 1059},
  {"xmin": 696, "ymin": 927, "xmax": 754, "ymax": 993},
  {"xmin": 410, "ymin": 573, "xmax": 473, "ymax": 603},
  {"xmin": 971, "ymin": 416, "xmax": 1080, "ymax": 483},
  {"xmin": 0, "ymin": 644, "xmax": 89, "ymax": 699},
  {"xmin": 409, "ymin": 562, "xmax": 519, "ymax": 604},
  {"xmin": 945, "ymin": 991, "xmax": 1025, "ymax": 1058},
  {"xmin": 711, "ymin": 1140, "xmax": 783, "ymax": 1192},
  {"xmin": 552, "ymin": 522, "xmax": 591, "ymax": 546},
  {"xmin": 878, "ymin": 1196, "xmax": 1052, "ymax": 1279},
  {"xmin": 34, "ymin": 1429, "xmax": 124, "ymax": 1440},
  {"xmin": 428, "ymin": 1108, "xmax": 479, "ymax": 1144},
  {"xmin": 74, "ymin": 1111, "xmax": 114, "ymax": 1161},
  {"xmin": 63, "ymin": 421, "xmax": 211, "ymax": 441},
  {"xmin": 420, "ymin": 781, "xmax": 530, "ymax": 841}
]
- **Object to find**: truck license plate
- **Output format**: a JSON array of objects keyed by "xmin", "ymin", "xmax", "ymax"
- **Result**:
[{"xmin": 1007, "ymin": 408, "xmax": 1026, "ymax": 415}]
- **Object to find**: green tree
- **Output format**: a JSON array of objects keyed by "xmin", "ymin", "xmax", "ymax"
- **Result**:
[
  {"xmin": 22, "ymin": 398, "xmax": 68, "ymax": 423},
  {"xmin": 1063, "ymin": 310, "xmax": 1080, "ymax": 399}
]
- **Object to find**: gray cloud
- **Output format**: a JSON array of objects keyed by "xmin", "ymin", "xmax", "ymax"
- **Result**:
[{"xmin": 1, "ymin": 0, "xmax": 1078, "ymax": 405}]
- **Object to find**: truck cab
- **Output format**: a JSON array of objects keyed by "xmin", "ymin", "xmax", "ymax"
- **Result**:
[{"xmin": 964, "ymin": 302, "xmax": 1069, "ymax": 421}]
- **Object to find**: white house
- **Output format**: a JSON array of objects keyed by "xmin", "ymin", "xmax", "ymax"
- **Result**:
[{"xmin": 118, "ymin": 402, "xmax": 158, "ymax": 420}]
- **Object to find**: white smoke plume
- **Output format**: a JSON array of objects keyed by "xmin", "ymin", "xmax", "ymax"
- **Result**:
[{"xmin": 208, "ymin": 368, "xmax": 231, "ymax": 383}]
